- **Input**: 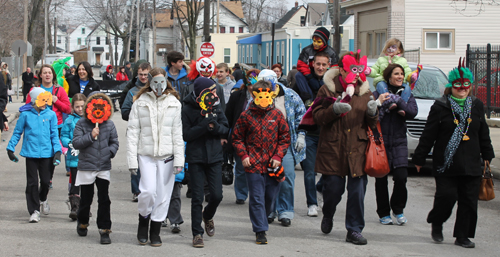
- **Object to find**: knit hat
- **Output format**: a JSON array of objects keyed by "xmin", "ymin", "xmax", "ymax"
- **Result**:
[
  {"xmin": 70, "ymin": 65, "xmax": 77, "ymax": 69},
  {"xmin": 30, "ymin": 87, "xmax": 46, "ymax": 104},
  {"xmin": 313, "ymin": 27, "xmax": 330, "ymax": 44},
  {"xmin": 193, "ymin": 77, "xmax": 216, "ymax": 97},
  {"xmin": 257, "ymin": 69, "xmax": 278, "ymax": 88}
]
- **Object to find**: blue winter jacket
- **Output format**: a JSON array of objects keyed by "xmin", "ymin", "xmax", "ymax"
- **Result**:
[
  {"xmin": 7, "ymin": 105, "xmax": 61, "ymax": 158},
  {"xmin": 60, "ymin": 113, "xmax": 82, "ymax": 168}
]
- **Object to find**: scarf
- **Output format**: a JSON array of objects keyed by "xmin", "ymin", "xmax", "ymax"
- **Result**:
[{"xmin": 438, "ymin": 95, "xmax": 472, "ymax": 173}]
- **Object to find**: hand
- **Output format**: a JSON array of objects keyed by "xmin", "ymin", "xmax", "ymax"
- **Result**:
[
  {"xmin": 52, "ymin": 95, "xmax": 58, "ymax": 103},
  {"xmin": 129, "ymin": 169, "xmax": 138, "ymax": 176},
  {"xmin": 220, "ymin": 139, "xmax": 228, "ymax": 146},
  {"xmin": 271, "ymin": 159, "xmax": 281, "ymax": 169},
  {"xmin": 242, "ymin": 157, "xmax": 251, "ymax": 168},
  {"xmin": 173, "ymin": 166, "xmax": 183, "ymax": 175},
  {"xmin": 415, "ymin": 165, "xmax": 422, "ymax": 173},
  {"xmin": 346, "ymin": 85, "xmax": 355, "ymax": 97},
  {"xmin": 7, "ymin": 150, "xmax": 19, "ymax": 163},
  {"xmin": 364, "ymin": 66, "xmax": 371, "ymax": 75},
  {"xmin": 295, "ymin": 134, "xmax": 306, "ymax": 152},
  {"xmin": 378, "ymin": 92, "xmax": 390, "ymax": 105},
  {"xmin": 68, "ymin": 143, "xmax": 79, "ymax": 156},
  {"xmin": 92, "ymin": 127, "xmax": 100, "ymax": 138},
  {"xmin": 53, "ymin": 152, "xmax": 61, "ymax": 166},
  {"xmin": 208, "ymin": 123, "xmax": 215, "ymax": 130},
  {"xmin": 333, "ymin": 97, "xmax": 351, "ymax": 115},
  {"xmin": 367, "ymin": 96, "xmax": 377, "ymax": 116},
  {"xmin": 3, "ymin": 121, "xmax": 8, "ymax": 131}
]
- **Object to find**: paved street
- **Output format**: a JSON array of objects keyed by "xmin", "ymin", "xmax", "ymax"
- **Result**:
[{"xmin": 1, "ymin": 96, "xmax": 500, "ymax": 256}]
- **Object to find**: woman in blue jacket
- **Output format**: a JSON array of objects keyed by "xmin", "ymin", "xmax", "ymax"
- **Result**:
[
  {"xmin": 6, "ymin": 87, "xmax": 62, "ymax": 223},
  {"xmin": 61, "ymin": 93, "xmax": 87, "ymax": 221}
]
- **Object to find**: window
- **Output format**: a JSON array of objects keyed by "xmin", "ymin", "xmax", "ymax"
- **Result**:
[
  {"xmin": 239, "ymin": 27, "xmax": 243, "ymax": 33},
  {"xmin": 276, "ymin": 43, "xmax": 280, "ymax": 64},
  {"xmin": 106, "ymin": 53, "xmax": 110, "ymax": 60},
  {"xmin": 423, "ymin": 29, "xmax": 454, "ymax": 52},
  {"xmin": 281, "ymin": 42, "xmax": 285, "ymax": 68},
  {"xmin": 57, "ymin": 36, "xmax": 61, "ymax": 44},
  {"xmin": 250, "ymin": 45, "xmax": 253, "ymax": 63},
  {"xmin": 266, "ymin": 43, "xmax": 269, "ymax": 66},
  {"xmin": 77, "ymin": 38, "xmax": 81, "ymax": 45},
  {"xmin": 246, "ymin": 45, "xmax": 249, "ymax": 63},
  {"xmin": 375, "ymin": 31, "xmax": 386, "ymax": 56},
  {"xmin": 220, "ymin": 27, "xmax": 226, "ymax": 33},
  {"xmin": 230, "ymin": 27, "xmax": 235, "ymax": 33},
  {"xmin": 96, "ymin": 37, "xmax": 100, "ymax": 45},
  {"xmin": 81, "ymin": 28, "xmax": 85, "ymax": 34},
  {"xmin": 238, "ymin": 45, "xmax": 241, "ymax": 62},
  {"xmin": 106, "ymin": 37, "xmax": 109, "ymax": 45},
  {"xmin": 224, "ymin": 48, "xmax": 230, "ymax": 63}
]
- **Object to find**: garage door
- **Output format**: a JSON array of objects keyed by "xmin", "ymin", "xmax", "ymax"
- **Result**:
[{"xmin": 358, "ymin": 8, "xmax": 388, "ymax": 58}]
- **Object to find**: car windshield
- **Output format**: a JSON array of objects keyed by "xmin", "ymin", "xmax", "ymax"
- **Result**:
[{"xmin": 411, "ymin": 69, "xmax": 447, "ymax": 99}]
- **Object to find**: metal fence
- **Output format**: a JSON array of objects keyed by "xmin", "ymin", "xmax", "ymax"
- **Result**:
[
  {"xmin": 404, "ymin": 48, "xmax": 420, "ymax": 64},
  {"xmin": 466, "ymin": 44, "xmax": 500, "ymax": 118}
]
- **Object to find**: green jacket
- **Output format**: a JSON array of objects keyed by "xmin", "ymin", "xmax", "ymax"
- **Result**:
[{"xmin": 369, "ymin": 55, "xmax": 412, "ymax": 86}]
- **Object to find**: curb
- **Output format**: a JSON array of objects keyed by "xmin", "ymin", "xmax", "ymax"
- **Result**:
[{"xmin": 486, "ymin": 118, "xmax": 500, "ymax": 127}]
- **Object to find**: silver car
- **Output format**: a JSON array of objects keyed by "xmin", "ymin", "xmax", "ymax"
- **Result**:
[{"xmin": 366, "ymin": 59, "xmax": 448, "ymax": 165}]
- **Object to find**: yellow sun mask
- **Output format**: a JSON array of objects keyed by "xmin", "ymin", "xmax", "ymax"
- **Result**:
[
  {"xmin": 312, "ymin": 36, "xmax": 325, "ymax": 50},
  {"xmin": 253, "ymin": 88, "xmax": 273, "ymax": 108},
  {"xmin": 35, "ymin": 91, "xmax": 53, "ymax": 108}
]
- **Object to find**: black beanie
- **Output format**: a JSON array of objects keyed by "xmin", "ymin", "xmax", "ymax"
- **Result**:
[
  {"xmin": 193, "ymin": 77, "xmax": 216, "ymax": 97},
  {"xmin": 313, "ymin": 27, "xmax": 330, "ymax": 44}
]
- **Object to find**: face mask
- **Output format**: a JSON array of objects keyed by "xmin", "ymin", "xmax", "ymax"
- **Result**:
[
  {"xmin": 150, "ymin": 76, "xmax": 167, "ymax": 96},
  {"xmin": 312, "ymin": 36, "xmax": 324, "ymax": 50},
  {"xmin": 36, "ymin": 91, "xmax": 53, "ymax": 108},
  {"xmin": 342, "ymin": 50, "xmax": 368, "ymax": 84},
  {"xmin": 253, "ymin": 88, "xmax": 273, "ymax": 108},
  {"xmin": 387, "ymin": 44, "xmax": 398, "ymax": 54},
  {"xmin": 196, "ymin": 88, "xmax": 219, "ymax": 116},
  {"xmin": 196, "ymin": 57, "xmax": 216, "ymax": 78}
]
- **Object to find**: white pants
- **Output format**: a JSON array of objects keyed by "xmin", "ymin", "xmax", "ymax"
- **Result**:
[{"xmin": 138, "ymin": 155, "xmax": 175, "ymax": 222}]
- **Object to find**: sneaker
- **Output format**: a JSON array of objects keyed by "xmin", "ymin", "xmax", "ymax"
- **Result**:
[
  {"xmin": 393, "ymin": 213, "xmax": 407, "ymax": 225},
  {"xmin": 193, "ymin": 234, "xmax": 204, "ymax": 248},
  {"xmin": 29, "ymin": 211, "xmax": 40, "ymax": 223},
  {"xmin": 99, "ymin": 229, "xmax": 112, "ymax": 244},
  {"xmin": 171, "ymin": 223, "xmax": 181, "ymax": 233},
  {"xmin": 256, "ymin": 232, "xmax": 267, "ymax": 244},
  {"xmin": 40, "ymin": 201, "xmax": 50, "ymax": 215},
  {"xmin": 379, "ymin": 216, "xmax": 393, "ymax": 225},
  {"xmin": 203, "ymin": 217, "xmax": 215, "ymax": 237},
  {"xmin": 455, "ymin": 237, "xmax": 475, "ymax": 248},
  {"xmin": 321, "ymin": 217, "xmax": 333, "ymax": 234},
  {"xmin": 132, "ymin": 193, "xmax": 139, "ymax": 202},
  {"xmin": 346, "ymin": 230, "xmax": 368, "ymax": 245},
  {"xmin": 280, "ymin": 218, "xmax": 291, "ymax": 227},
  {"xmin": 267, "ymin": 217, "xmax": 275, "ymax": 224},
  {"xmin": 77, "ymin": 222, "xmax": 89, "ymax": 236},
  {"xmin": 162, "ymin": 220, "xmax": 168, "ymax": 227},
  {"xmin": 235, "ymin": 199, "xmax": 245, "ymax": 204},
  {"xmin": 307, "ymin": 205, "xmax": 318, "ymax": 217}
]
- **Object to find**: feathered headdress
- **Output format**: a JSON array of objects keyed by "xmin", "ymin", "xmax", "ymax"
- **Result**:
[
  {"xmin": 446, "ymin": 57, "xmax": 474, "ymax": 89},
  {"xmin": 342, "ymin": 49, "xmax": 368, "ymax": 84}
]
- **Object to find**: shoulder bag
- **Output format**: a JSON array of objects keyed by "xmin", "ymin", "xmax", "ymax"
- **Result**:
[
  {"xmin": 364, "ymin": 123, "xmax": 390, "ymax": 178},
  {"xmin": 479, "ymin": 160, "xmax": 495, "ymax": 201}
]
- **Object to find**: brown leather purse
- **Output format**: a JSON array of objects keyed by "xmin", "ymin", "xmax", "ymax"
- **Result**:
[
  {"xmin": 364, "ymin": 123, "xmax": 390, "ymax": 178},
  {"xmin": 478, "ymin": 160, "xmax": 495, "ymax": 201}
]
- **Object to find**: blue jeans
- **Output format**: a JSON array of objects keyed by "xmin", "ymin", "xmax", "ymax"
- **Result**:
[
  {"xmin": 270, "ymin": 147, "xmax": 296, "ymax": 220},
  {"xmin": 301, "ymin": 134, "xmax": 318, "ymax": 207},
  {"xmin": 131, "ymin": 168, "xmax": 141, "ymax": 195},
  {"xmin": 233, "ymin": 155, "xmax": 248, "ymax": 201},
  {"xmin": 246, "ymin": 172, "xmax": 280, "ymax": 233},
  {"xmin": 376, "ymin": 81, "xmax": 411, "ymax": 102}
]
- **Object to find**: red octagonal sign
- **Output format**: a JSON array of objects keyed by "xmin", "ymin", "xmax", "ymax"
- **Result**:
[{"xmin": 200, "ymin": 42, "xmax": 215, "ymax": 58}]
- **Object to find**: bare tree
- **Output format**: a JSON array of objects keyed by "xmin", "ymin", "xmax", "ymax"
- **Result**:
[
  {"xmin": 243, "ymin": 0, "xmax": 287, "ymax": 33},
  {"xmin": 172, "ymin": 0, "xmax": 204, "ymax": 59},
  {"xmin": 449, "ymin": 0, "xmax": 500, "ymax": 17}
]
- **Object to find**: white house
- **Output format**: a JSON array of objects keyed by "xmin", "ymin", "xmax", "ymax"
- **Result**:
[
  {"xmin": 342, "ymin": 0, "xmax": 500, "ymax": 73},
  {"xmin": 85, "ymin": 24, "xmax": 124, "ymax": 67},
  {"xmin": 67, "ymin": 24, "xmax": 92, "ymax": 53}
]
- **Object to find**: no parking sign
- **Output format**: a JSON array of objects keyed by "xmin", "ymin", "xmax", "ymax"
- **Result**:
[{"xmin": 200, "ymin": 42, "xmax": 215, "ymax": 58}]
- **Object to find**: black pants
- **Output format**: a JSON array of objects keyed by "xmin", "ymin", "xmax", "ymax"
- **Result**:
[
  {"xmin": 22, "ymin": 83, "xmax": 32, "ymax": 102},
  {"xmin": 322, "ymin": 174, "xmax": 368, "ymax": 233},
  {"xmin": 167, "ymin": 182, "xmax": 183, "ymax": 224},
  {"xmin": 25, "ymin": 158, "xmax": 52, "ymax": 215},
  {"xmin": 189, "ymin": 162, "xmax": 223, "ymax": 236},
  {"xmin": 77, "ymin": 177, "xmax": 112, "ymax": 229},
  {"xmin": 427, "ymin": 175, "xmax": 481, "ymax": 239},
  {"xmin": 375, "ymin": 167, "xmax": 408, "ymax": 218},
  {"xmin": 69, "ymin": 167, "xmax": 79, "ymax": 195}
]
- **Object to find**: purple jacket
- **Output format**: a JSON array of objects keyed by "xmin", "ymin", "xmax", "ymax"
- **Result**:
[{"xmin": 373, "ymin": 91, "xmax": 418, "ymax": 169}]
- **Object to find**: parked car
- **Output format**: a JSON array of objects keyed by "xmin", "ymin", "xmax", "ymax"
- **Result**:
[
  {"xmin": 99, "ymin": 65, "xmax": 107, "ymax": 78},
  {"xmin": 366, "ymin": 59, "xmax": 448, "ymax": 166}
]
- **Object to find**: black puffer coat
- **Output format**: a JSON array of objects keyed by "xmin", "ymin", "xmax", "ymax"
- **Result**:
[
  {"xmin": 412, "ymin": 96, "xmax": 494, "ymax": 176},
  {"xmin": 73, "ymin": 93, "xmax": 119, "ymax": 171},
  {"xmin": 182, "ymin": 93, "xmax": 229, "ymax": 164},
  {"xmin": 68, "ymin": 75, "xmax": 100, "ymax": 98}
]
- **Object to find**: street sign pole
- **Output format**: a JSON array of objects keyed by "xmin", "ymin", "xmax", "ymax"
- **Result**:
[{"xmin": 12, "ymin": 40, "xmax": 27, "ymax": 100}]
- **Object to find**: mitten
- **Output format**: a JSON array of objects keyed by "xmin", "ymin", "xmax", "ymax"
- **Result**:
[
  {"xmin": 364, "ymin": 67, "xmax": 371, "ymax": 75},
  {"xmin": 129, "ymin": 169, "xmax": 138, "ymax": 176},
  {"xmin": 53, "ymin": 152, "xmax": 61, "ymax": 166},
  {"xmin": 295, "ymin": 134, "xmax": 306, "ymax": 152},
  {"xmin": 267, "ymin": 163, "xmax": 285, "ymax": 182},
  {"xmin": 333, "ymin": 97, "xmax": 351, "ymax": 115},
  {"xmin": 7, "ymin": 150, "xmax": 19, "ymax": 163},
  {"xmin": 367, "ymin": 96, "xmax": 378, "ymax": 116}
]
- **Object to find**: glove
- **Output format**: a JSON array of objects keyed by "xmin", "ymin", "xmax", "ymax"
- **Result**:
[
  {"xmin": 68, "ymin": 143, "xmax": 79, "ymax": 157},
  {"xmin": 367, "ymin": 96, "xmax": 378, "ymax": 116},
  {"xmin": 53, "ymin": 152, "xmax": 61, "ymax": 166},
  {"xmin": 333, "ymin": 97, "xmax": 351, "ymax": 115},
  {"xmin": 7, "ymin": 150, "xmax": 19, "ymax": 163},
  {"xmin": 130, "ymin": 169, "xmax": 138, "ymax": 176},
  {"xmin": 410, "ymin": 72, "xmax": 418, "ymax": 84},
  {"xmin": 346, "ymin": 84, "xmax": 355, "ymax": 97},
  {"xmin": 173, "ymin": 166, "xmax": 183, "ymax": 175},
  {"xmin": 306, "ymin": 74, "xmax": 321, "ymax": 91},
  {"xmin": 295, "ymin": 134, "xmax": 306, "ymax": 152},
  {"xmin": 267, "ymin": 163, "xmax": 285, "ymax": 182},
  {"xmin": 364, "ymin": 67, "xmax": 371, "ymax": 75}
]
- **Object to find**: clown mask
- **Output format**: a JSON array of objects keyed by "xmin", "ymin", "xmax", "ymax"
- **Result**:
[
  {"xmin": 253, "ymin": 88, "xmax": 273, "ymax": 108},
  {"xmin": 196, "ymin": 57, "xmax": 216, "ymax": 78},
  {"xmin": 35, "ymin": 91, "xmax": 53, "ymax": 109},
  {"xmin": 312, "ymin": 36, "xmax": 324, "ymax": 50},
  {"xmin": 150, "ymin": 76, "xmax": 167, "ymax": 96},
  {"xmin": 196, "ymin": 88, "xmax": 219, "ymax": 116}
]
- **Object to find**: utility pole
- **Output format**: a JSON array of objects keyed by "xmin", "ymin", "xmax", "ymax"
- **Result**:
[
  {"xmin": 23, "ymin": 0, "xmax": 28, "ymax": 71},
  {"xmin": 332, "ymin": 0, "xmax": 341, "ymax": 55},
  {"xmin": 136, "ymin": 0, "xmax": 141, "ymax": 61},
  {"xmin": 126, "ymin": 0, "xmax": 135, "ymax": 62},
  {"xmin": 203, "ymin": 0, "xmax": 210, "ymax": 42},
  {"xmin": 43, "ymin": 0, "xmax": 48, "ymax": 64},
  {"xmin": 217, "ymin": 0, "xmax": 220, "ymax": 33},
  {"xmin": 152, "ymin": 0, "xmax": 157, "ymax": 66},
  {"xmin": 107, "ymin": 24, "xmax": 114, "ymax": 69},
  {"xmin": 271, "ymin": 23, "xmax": 275, "ymax": 67},
  {"xmin": 54, "ymin": 6, "xmax": 57, "ymax": 54}
]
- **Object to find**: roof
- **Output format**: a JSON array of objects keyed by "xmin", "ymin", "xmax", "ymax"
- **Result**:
[
  {"xmin": 237, "ymin": 34, "xmax": 261, "ymax": 44},
  {"xmin": 276, "ymin": 6, "xmax": 305, "ymax": 29},
  {"xmin": 156, "ymin": 12, "xmax": 174, "ymax": 28}
]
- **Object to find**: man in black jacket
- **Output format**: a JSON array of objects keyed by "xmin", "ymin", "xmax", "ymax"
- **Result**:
[
  {"xmin": 232, "ymin": 63, "xmax": 244, "ymax": 83},
  {"xmin": 22, "ymin": 67, "xmax": 34, "ymax": 103}
]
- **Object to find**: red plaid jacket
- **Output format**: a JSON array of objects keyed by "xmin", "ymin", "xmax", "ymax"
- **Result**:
[{"xmin": 232, "ymin": 103, "xmax": 290, "ymax": 173}]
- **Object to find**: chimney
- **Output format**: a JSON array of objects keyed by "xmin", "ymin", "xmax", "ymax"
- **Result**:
[{"xmin": 295, "ymin": 1, "xmax": 298, "ymax": 8}]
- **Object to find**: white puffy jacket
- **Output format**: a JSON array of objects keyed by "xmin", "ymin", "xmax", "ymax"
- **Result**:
[{"xmin": 127, "ymin": 91, "xmax": 184, "ymax": 169}]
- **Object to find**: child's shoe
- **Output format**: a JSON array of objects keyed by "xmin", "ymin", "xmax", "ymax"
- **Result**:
[
  {"xmin": 171, "ymin": 223, "xmax": 181, "ymax": 233},
  {"xmin": 256, "ymin": 232, "xmax": 267, "ymax": 244},
  {"xmin": 99, "ymin": 229, "xmax": 112, "ymax": 244},
  {"xmin": 393, "ymin": 213, "xmax": 407, "ymax": 225},
  {"xmin": 77, "ymin": 222, "xmax": 88, "ymax": 236},
  {"xmin": 29, "ymin": 210, "xmax": 40, "ymax": 223},
  {"xmin": 379, "ymin": 216, "xmax": 393, "ymax": 225},
  {"xmin": 69, "ymin": 195, "xmax": 80, "ymax": 221},
  {"xmin": 40, "ymin": 200, "xmax": 50, "ymax": 215}
]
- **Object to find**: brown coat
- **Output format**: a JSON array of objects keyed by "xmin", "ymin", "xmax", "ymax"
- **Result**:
[{"xmin": 312, "ymin": 67, "xmax": 378, "ymax": 178}]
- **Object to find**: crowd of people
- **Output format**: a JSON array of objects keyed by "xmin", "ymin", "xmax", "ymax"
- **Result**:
[{"xmin": 1, "ymin": 27, "xmax": 494, "ymax": 250}]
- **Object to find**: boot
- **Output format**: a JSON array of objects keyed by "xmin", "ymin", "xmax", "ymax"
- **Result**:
[
  {"xmin": 150, "ymin": 221, "xmax": 162, "ymax": 247},
  {"xmin": 69, "ymin": 195, "xmax": 80, "ymax": 221},
  {"xmin": 77, "ymin": 222, "xmax": 88, "ymax": 236},
  {"xmin": 99, "ymin": 229, "xmax": 112, "ymax": 244},
  {"xmin": 137, "ymin": 214, "xmax": 150, "ymax": 245}
]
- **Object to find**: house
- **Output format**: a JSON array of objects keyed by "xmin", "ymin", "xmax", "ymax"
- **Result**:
[
  {"xmin": 53, "ymin": 25, "xmax": 69, "ymax": 53},
  {"xmin": 85, "ymin": 24, "xmax": 124, "ymax": 67},
  {"xmin": 341, "ymin": 0, "xmax": 500, "ymax": 73},
  {"xmin": 67, "ymin": 24, "xmax": 92, "ymax": 53}
]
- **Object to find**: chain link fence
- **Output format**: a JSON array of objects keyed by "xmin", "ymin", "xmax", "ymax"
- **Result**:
[
  {"xmin": 404, "ymin": 48, "xmax": 420, "ymax": 64},
  {"xmin": 466, "ymin": 44, "xmax": 500, "ymax": 118}
]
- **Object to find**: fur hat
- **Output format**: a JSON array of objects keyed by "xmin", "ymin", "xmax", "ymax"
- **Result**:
[
  {"xmin": 313, "ymin": 27, "xmax": 330, "ymax": 44},
  {"xmin": 193, "ymin": 77, "xmax": 216, "ymax": 97},
  {"xmin": 29, "ymin": 87, "xmax": 46, "ymax": 105}
]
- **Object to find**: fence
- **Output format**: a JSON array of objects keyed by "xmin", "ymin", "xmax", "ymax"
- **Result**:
[
  {"xmin": 404, "ymin": 48, "xmax": 420, "ymax": 64},
  {"xmin": 466, "ymin": 44, "xmax": 500, "ymax": 118}
]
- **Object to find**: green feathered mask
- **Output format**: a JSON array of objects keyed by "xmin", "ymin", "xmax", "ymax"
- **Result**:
[{"xmin": 446, "ymin": 57, "xmax": 474, "ymax": 89}]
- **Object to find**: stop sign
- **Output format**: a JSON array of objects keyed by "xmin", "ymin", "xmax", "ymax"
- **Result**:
[{"xmin": 200, "ymin": 42, "xmax": 215, "ymax": 58}]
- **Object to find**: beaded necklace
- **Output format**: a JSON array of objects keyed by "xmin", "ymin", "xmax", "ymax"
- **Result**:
[{"xmin": 449, "ymin": 96, "xmax": 472, "ymax": 141}]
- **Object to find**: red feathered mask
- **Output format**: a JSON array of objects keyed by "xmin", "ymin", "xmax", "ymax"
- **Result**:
[{"xmin": 342, "ymin": 49, "xmax": 367, "ymax": 84}]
